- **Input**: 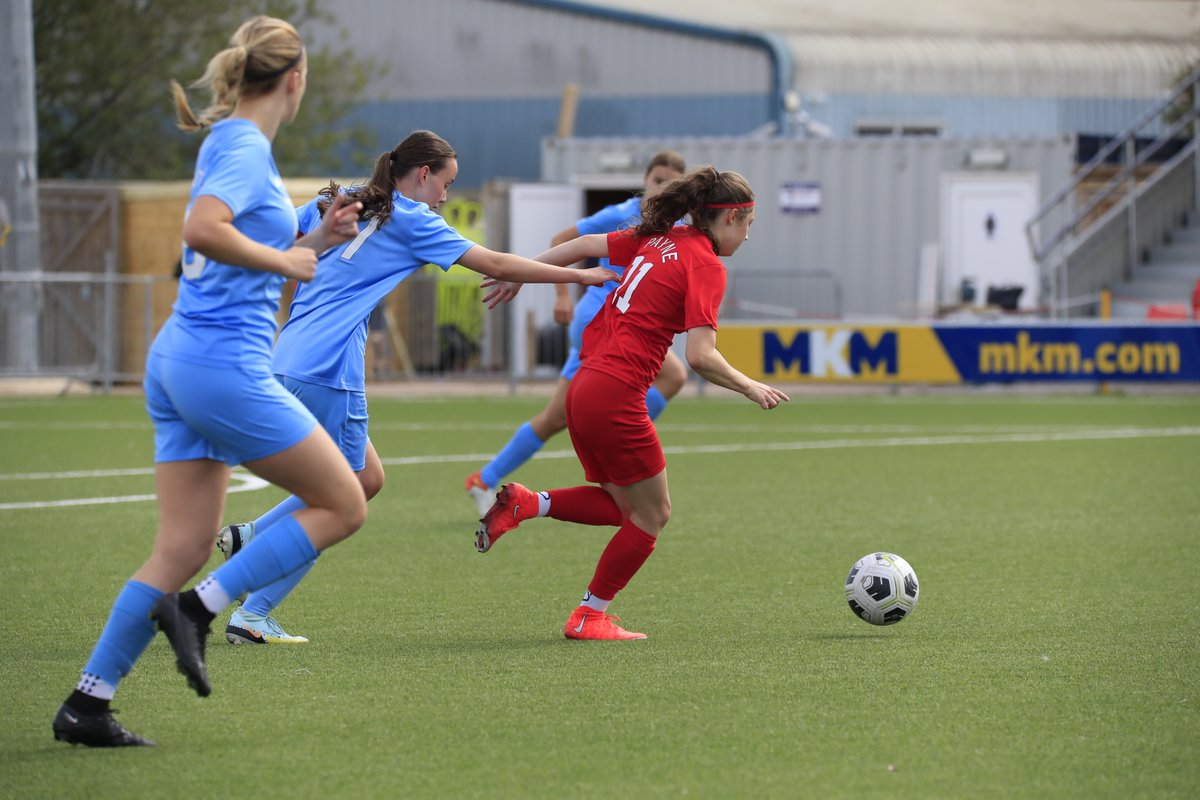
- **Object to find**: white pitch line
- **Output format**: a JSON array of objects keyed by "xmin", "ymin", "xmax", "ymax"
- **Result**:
[
  {"xmin": 656, "ymin": 426, "xmax": 1200, "ymax": 456},
  {"xmin": 0, "ymin": 467, "xmax": 156, "ymax": 481},
  {"xmin": 0, "ymin": 421, "xmax": 151, "ymax": 430},
  {"xmin": 2, "ymin": 426, "xmax": 1198, "ymax": 510},
  {"xmin": 0, "ymin": 471, "xmax": 270, "ymax": 511},
  {"xmin": 375, "ymin": 426, "xmax": 1200, "ymax": 465},
  {"xmin": 2, "ymin": 417, "xmax": 1196, "ymax": 434}
]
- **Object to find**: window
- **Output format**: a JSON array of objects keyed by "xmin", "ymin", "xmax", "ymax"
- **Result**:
[{"xmin": 854, "ymin": 119, "xmax": 944, "ymax": 138}]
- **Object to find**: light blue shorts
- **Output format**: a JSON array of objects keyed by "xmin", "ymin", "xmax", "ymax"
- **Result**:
[
  {"xmin": 278, "ymin": 375, "xmax": 369, "ymax": 472},
  {"xmin": 561, "ymin": 290, "xmax": 608, "ymax": 381},
  {"xmin": 144, "ymin": 352, "xmax": 317, "ymax": 465}
]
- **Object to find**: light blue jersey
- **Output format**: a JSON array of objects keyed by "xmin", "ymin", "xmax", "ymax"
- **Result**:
[
  {"xmin": 272, "ymin": 191, "xmax": 475, "ymax": 391},
  {"xmin": 144, "ymin": 117, "xmax": 316, "ymax": 466},
  {"xmin": 152, "ymin": 118, "xmax": 298, "ymax": 366},
  {"xmin": 575, "ymin": 195, "xmax": 641, "ymax": 302}
]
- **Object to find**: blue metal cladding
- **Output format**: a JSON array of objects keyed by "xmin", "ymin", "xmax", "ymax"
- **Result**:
[
  {"xmin": 339, "ymin": 94, "xmax": 774, "ymax": 188},
  {"xmin": 337, "ymin": 92, "xmax": 1152, "ymax": 188}
]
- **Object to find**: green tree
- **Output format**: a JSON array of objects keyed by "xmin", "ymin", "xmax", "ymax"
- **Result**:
[{"xmin": 34, "ymin": 0, "xmax": 380, "ymax": 180}]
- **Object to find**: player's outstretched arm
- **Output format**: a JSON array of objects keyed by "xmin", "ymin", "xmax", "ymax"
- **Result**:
[
  {"xmin": 685, "ymin": 326, "xmax": 789, "ymax": 410},
  {"xmin": 461, "ymin": 242, "xmax": 617, "ymax": 309},
  {"xmin": 477, "ymin": 233, "xmax": 614, "ymax": 306},
  {"xmin": 550, "ymin": 224, "xmax": 584, "ymax": 325},
  {"xmin": 531, "ymin": 233, "xmax": 609, "ymax": 269}
]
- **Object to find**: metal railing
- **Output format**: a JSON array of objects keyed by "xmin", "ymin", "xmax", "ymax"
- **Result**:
[
  {"xmin": 0, "ymin": 271, "xmax": 171, "ymax": 391},
  {"xmin": 724, "ymin": 269, "xmax": 843, "ymax": 320},
  {"xmin": 1, "ymin": 267, "xmax": 846, "ymax": 392},
  {"xmin": 1026, "ymin": 65, "xmax": 1200, "ymax": 316},
  {"xmin": 0, "ymin": 270, "xmax": 507, "ymax": 391}
]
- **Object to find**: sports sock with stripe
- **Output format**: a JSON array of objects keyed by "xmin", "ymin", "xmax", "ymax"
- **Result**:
[{"xmin": 78, "ymin": 580, "xmax": 163, "ymax": 695}]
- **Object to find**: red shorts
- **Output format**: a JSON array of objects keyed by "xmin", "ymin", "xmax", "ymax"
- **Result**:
[{"xmin": 565, "ymin": 369, "xmax": 665, "ymax": 486}]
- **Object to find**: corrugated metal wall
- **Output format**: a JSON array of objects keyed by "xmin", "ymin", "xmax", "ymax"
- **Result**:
[
  {"xmin": 542, "ymin": 136, "xmax": 1076, "ymax": 317},
  {"xmin": 788, "ymin": 35, "xmax": 1196, "ymax": 98},
  {"xmin": 305, "ymin": 0, "xmax": 776, "ymax": 187},
  {"xmin": 802, "ymin": 95, "xmax": 1170, "ymax": 140},
  {"xmin": 787, "ymin": 34, "xmax": 1198, "ymax": 139},
  {"xmin": 321, "ymin": 0, "xmax": 770, "ymax": 101},
  {"xmin": 306, "ymin": 1, "xmax": 1188, "ymax": 188}
]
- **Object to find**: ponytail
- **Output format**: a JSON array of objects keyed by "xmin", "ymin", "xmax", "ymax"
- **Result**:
[
  {"xmin": 171, "ymin": 16, "xmax": 303, "ymax": 133},
  {"xmin": 318, "ymin": 130, "xmax": 456, "ymax": 226},
  {"xmin": 636, "ymin": 166, "xmax": 754, "ymax": 251}
]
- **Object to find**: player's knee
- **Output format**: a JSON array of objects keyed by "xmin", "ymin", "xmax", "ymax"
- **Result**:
[
  {"xmin": 532, "ymin": 411, "xmax": 566, "ymax": 438},
  {"xmin": 657, "ymin": 497, "xmax": 673, "ymax": 528},
  {"xmin": 151, "ymin": 536, "xmax": 212, "ymax": 579},
  {"xmin": 333, "ymin": 489, "xmax": 368, "ymax": 538},
  {"xmin": 360, "ymin": 465, "xmax": 385, "ymax": 501},
  {"xmin": 345, "ymin": 496, "xmax": 368, "ymax": 534},
  {"xmin": 639, "ymin": 497, "xmax": 671, "ymax": 533}
]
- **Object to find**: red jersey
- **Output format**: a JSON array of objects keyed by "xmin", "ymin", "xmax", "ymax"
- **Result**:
[{"xmin": 579, "ymin": 226, "xmax": 727, "ymax": 391}]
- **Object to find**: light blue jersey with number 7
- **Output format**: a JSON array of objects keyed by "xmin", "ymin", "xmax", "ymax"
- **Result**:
[{"xmin": 272, "ymin": 191, "xmax": 474, "ymax": 391}]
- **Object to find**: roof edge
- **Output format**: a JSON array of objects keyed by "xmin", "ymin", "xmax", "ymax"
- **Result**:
[{"xmin": 501, "ymin": 0, "xmax": 794, "ymax": 133}]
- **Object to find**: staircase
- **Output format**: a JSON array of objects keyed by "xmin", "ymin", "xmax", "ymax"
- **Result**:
[
  {"xmin": 1027, "ymin": 64, "xmax": 1200, "ymax": 319},
  {"xmin": 1111, "ymin": 212, "xmax": 1200, "ymax": 318}
]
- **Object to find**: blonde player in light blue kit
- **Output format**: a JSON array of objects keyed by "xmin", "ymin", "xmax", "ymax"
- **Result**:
[
  {"xmin": 215, "ymin": 130, "xmax": 618, "ymax": 643},
  {"xmin": 52, "ymin": 17, "xmax": 369, "ymax": 748}
]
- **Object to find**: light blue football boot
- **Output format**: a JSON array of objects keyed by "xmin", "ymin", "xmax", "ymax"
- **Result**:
[
  {"xmin": 225, "ymin": 607, "xmax": 309, "ymax": 645},
  {"xmin": 216, "ymin": 521, "xmax": 256, "ymax": 558}
]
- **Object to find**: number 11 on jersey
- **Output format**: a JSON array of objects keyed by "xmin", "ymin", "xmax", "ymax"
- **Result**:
[{"xmin": 612, "ymin": 256, "xmax": 653, "ymax": 313}]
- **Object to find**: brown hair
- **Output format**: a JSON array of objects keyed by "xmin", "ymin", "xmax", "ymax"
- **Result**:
[
  {"xmin": 318, "ymin": 130, "xmax": 457, "ymax": 226},
  {"xmin": 636, "ymin": 166, "xmax": 754, "ymax": 251},
  {"xmin": 171, "ymin": 16, "xmax": 304, "ymax": 133},
  {"xmin": 645, "ymin": 150, "xmax": 686, "ymax": 177}
]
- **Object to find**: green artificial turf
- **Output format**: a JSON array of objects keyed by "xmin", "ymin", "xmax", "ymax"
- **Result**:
[{"xmin": 1, "ymin": 391, "xmax": 1197, "ymax": 798}]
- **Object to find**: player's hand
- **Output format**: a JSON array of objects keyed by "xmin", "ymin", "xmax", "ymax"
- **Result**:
[
  {"xmin": 312, "ymin": 194, "xmax": 363, "ymax": 251},
  {"xmin": 279, "ymin": 245, "xmax": 319, "ymax": 282},
  {"xmin": 480, "ymin": 277, "xmax": 521, "ymax": 309},
  {"xmin": 553, "ymin": 294, "xmax": 575, "ymax": 325},
  {"xmin": 744, "ymin": 381, "xmax": 789, "ymax": 410},
  {"xmin": 579, "ymin": 267, "xmax": 619, "ymax": 286}
]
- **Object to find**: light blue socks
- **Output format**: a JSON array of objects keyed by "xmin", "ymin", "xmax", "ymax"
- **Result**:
[
  {"xmin": 481, "ymin": 422, "xmax": 544, "ymax": 489},
  {"xmin": 82, "ymin": 580, "xmax": 163, "ymax": 688},
  {"xmin": 645, "ymin": 386, "xmax": 668, "ymax": 420},
  {"xmin": 209, "ymin": 514, "xmax": 317, "ymax": 602}
]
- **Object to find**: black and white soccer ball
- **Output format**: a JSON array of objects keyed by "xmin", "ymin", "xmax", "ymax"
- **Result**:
[{"xmin": 845, "ymin": 552, "xmax": 919, "ymax": 626}]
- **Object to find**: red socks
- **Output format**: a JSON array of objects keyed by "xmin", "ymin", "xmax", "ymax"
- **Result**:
[
  {"xmin": 587, "ymin": 520, "xmax": 657, "ymax": 601},
  {"xmin": 547, "ymin": 486, "xmax": 623, "ymax": 527},
  {"xmin": 543, "ymin": 488, "xmax": 655, "ymax": 603}
]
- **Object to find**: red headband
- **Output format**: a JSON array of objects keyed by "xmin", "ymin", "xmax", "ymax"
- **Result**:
[{"xmin": 703, "ymin": 202, "xmax": 755, "ymax": 209}]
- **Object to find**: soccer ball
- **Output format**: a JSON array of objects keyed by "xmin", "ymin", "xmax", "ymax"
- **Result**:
[{"xmin": 845, "ymin": 552, "xmax": 919, "ymax": 626}]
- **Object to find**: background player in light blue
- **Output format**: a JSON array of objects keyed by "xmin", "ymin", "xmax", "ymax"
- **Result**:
[
  {"xmin": 52, "ymin": 17, "xmax": 368, "ymax": 748},
  {"xmin": 465, "ymin": 152, "xmax": 689, "ymax": 516},
  {"xmin": 215, "ymin": 130, "xmax": 619, "ymax": 643}
]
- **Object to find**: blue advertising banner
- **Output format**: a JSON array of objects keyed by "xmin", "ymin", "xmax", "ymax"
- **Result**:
[
  {"xmin": 719, "ymin": 322, "xmax": 1200, "ymax": 383},
  {"xmin": 935, "ymin": 325, "xmax": 1200, "ymax": 382}
]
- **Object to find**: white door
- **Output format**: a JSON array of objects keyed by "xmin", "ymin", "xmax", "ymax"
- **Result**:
[
  {"xmin": 507, "ymin": 184, "xmax": 583, "ymax": 377},
  {"xmin": 940, "ymin": 173, "xmax": 1040, "ymax": 311}
]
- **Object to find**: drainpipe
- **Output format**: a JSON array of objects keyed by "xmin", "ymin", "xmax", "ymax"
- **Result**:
[{"xmin": 507, "ymin": 0, "xmax": 794, "ymax": 135}]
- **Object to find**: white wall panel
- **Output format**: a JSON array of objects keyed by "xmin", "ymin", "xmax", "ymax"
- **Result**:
[{"xmin": 543, "ymin": 136, "xmax": 1075, "ymax": 317}]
